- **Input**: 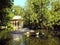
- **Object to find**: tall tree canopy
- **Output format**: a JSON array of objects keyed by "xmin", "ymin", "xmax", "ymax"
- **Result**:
[
  {"xmin": 13, "ymin": 6, "xmax": 25, "ymax": 16},
  {"xmin": 24, "ymin": 0, "xmax": 50, "ymax": 29},
  {"xmin": 24, "ymin": 0, "xmax": 60, "ymax": 30},
  {"xmin": 0, "ymin": 0, "xmax": 14, "ymax": 29}
]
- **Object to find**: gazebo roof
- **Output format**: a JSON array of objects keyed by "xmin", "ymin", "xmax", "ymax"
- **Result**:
[{"xmin": 12, "ymin": 15, "xmax": 23, "ymax": 20}]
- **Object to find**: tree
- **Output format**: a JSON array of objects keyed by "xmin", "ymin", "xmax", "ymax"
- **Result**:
[
  {"xmin": 24, "ymin": 0, "xmax": 60, "ymax": 30},
  {"xmin": 24, "ymin": 0, "xmax": 50, "ymax": 29},
  {"xmin": 0, "ymin": 0, "xmax": 14, "ymax": 30},
  {"xmin": 50, "ymin": 0, "xmax": 60, "ymax": 30},
  {"xmin": 13, "ymin": 6, "xmax": 25, "ymax": 16}
]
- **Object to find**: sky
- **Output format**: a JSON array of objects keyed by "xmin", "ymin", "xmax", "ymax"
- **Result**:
[{"xmin": 14, "ymin": 0, "xmax": 26, "ymax": 7}]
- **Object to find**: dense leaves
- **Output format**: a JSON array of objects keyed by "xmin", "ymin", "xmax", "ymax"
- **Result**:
[
  {"xmin": 23, "ymin": 0, "xmax": 60, "ymax": 30},
  {"xmin": 13, "ymin": 6, "xmax": 25, "ymax": 16},
  {"xmin": 0, "ymin": 0, "xmax": 13, "ymax": 9},
  {"xmin": 0, "ymin": 0, "xmax": 14, "ymax": 30},
  {"xmin": 24, "ymin": 0, "xmax": 50, "ymax": 29}
]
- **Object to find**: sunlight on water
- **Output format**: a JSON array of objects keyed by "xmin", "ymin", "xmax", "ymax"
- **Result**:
[
  {"xmin": 13, "ymin": 38, "xmax": 20, "ymax": 41},
  {"xmin": 12, "ymin": 34, "xmax": 23, "ymax": 41}
]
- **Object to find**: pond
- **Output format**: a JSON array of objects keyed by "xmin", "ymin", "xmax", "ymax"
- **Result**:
[{"xmin": 0, "ymin": 30, "xmax": 60, "ymax": 45}]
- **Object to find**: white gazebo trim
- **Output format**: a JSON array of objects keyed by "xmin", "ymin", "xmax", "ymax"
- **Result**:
[{"xmin": 12, "ymin": 15, "xmax": 22, "ymax": 20}]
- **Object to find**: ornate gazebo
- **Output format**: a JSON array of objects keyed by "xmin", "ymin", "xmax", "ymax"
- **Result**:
[{"xmin": 11, "ymin": 15, "xmax": 23, "ymax": 30}]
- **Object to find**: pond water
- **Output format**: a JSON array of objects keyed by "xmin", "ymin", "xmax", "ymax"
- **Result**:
[
  {"xmin": 8, "ymin": 33, "xmax": 41, "ymax": 45},
  {"xmin": 0, "ymin": 30, "xmax": 60, "ymax": 45},
  {"xmin": 10, "ymin": 34, "xmax": 25, "ymax": 45}
]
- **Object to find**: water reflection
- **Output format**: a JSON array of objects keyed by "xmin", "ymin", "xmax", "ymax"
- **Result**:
[
  {"xmin": 12, "ymin": 34, "xmax": 22, "ymax": 41},
  {"xmin": 11, "ymin": 34, "xmax": 24, "ymax": 45},
  {"xmin": 2, "ymin": 31, "xmax": 60, "ymax": 45},
  {"xmin": 20, "ymin": 42, "xmax": 24, "ymax": 45},
  {"xmin": 11, "ymin": 34, "xmax": 30, "ymax": 45}
]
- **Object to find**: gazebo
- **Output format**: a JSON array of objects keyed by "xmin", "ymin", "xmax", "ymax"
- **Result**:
[{"xmin": 11, "ymin": 15, "xmax": 23, "ymax": 30}]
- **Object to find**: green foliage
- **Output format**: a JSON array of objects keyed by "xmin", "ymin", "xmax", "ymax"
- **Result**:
[
  {"xmin": 13, "ymin": 6, "xmax": 25, "ymax": 17},
  {"xmin": 0, "ymin": 0, "xmax": 13, "ymax": 9},
  {"xmin": 0, "ymin": 0, "xmax": 14, "ymax": 30},
  {"xmin": 24, "ymin": 0, "xmax": 50, "ymax": 29},
  {"xmin": 24, "ymin": 0, "xmax": 60, "ymax": 30},
  {"xmin": 46, "ymin": 0, "xmax": 60, "ymax": 29}
]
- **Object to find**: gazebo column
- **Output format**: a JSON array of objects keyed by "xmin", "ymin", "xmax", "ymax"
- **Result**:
[
  {"xmin": 13, "ymin": 20, "xmax": 17, "ymax": 30},
  {"xmin": 14, "ymin": 21, "xmax": 16, "ymax": 30},
  {"xmin": 14, "ymin": 20, "xmax": 18, "ymax": 30},
  {"xmin": 13, "ymin": 21, "xmax": 15, "ymax": 30},
  {"xmin": 15, "ymin": 20, "xmax": 18, "ymax": 30},
  {"xmin": 18, "ymin": 21, "xmax": 19, "ymax": 29}
]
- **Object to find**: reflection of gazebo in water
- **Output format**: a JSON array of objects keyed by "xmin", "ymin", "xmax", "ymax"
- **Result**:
[{"xmin": 11, "ymin": 15, "xmax": 24, "ymax": 30}]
